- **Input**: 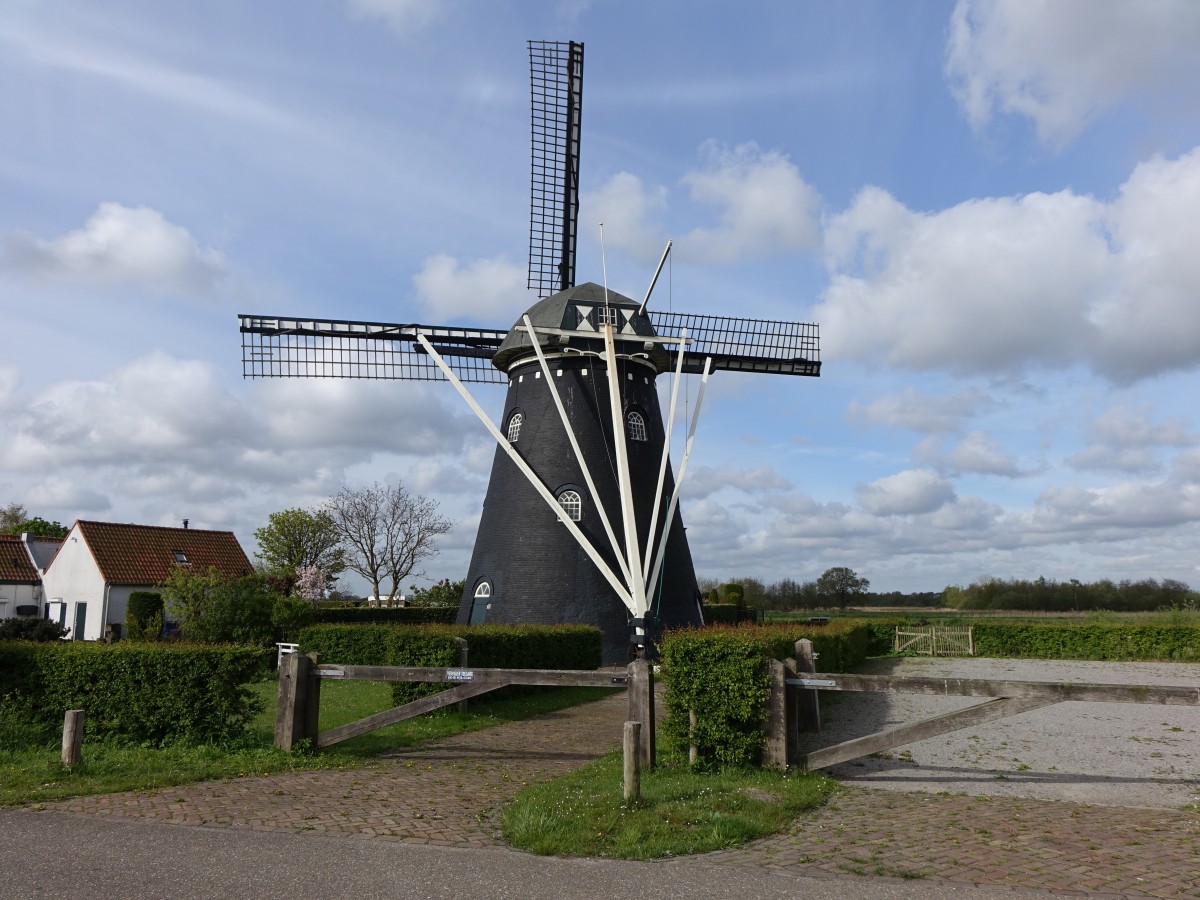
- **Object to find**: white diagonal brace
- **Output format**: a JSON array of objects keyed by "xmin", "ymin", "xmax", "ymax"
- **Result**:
[
  {"xmin": 602, "ymin": 322, "xmax": 648, "ymax": 620},
  {"xmin": 643, "ymin": 327, "xmax": 687, "ymax": 584},
  {"xmin": 415, "ymin": 333, "xmax": 635, "ymax": 612},
  {"xmin": 523, "ymin": 315, "xmax": 631, "ymax": 584},
  {"xmin": 647, "ymin": 356, "xmax": 712, "ymax": 604}
]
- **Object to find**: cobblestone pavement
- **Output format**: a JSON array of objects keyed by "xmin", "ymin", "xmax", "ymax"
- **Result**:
[{"xmin": 37, "ymin": 692, "xmax": 1200, "ymax": 897}]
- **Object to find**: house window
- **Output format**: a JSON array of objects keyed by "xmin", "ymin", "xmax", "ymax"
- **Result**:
[
  {"xmin": 597, "ymin": 306, "xmax": 618, "ymax": 327},
  {"xmin": 172, "ymin": 550, "xmax": 189, "ymax": 564},
  {"xmin": 557, "ymin": 489, "xmax": 582, "ymax": 522},
  {"xmin": 506, "ymin": 411, "xmax": 523, "ymax": 443},
  {"xmin": 626, "ymin": 411, "xmax": 647, "ymax": 442}
]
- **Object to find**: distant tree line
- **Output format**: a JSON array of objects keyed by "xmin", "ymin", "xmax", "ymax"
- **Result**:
[{"xmin": 943, "ymin": 576, "xmax": 1196, "ymax": 612}]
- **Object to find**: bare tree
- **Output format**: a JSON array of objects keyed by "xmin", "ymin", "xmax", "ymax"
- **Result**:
[{"xmin": 325, "ymin": 482, "xmax": 452, "ymax": 601}]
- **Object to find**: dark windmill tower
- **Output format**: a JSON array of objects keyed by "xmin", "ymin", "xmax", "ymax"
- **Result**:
[{"xmin": 238, "ymin": 41, "xmax": 821, "ymax": 663}]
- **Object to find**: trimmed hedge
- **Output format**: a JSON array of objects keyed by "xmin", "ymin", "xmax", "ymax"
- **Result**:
[
  {"xmin": 972, "ymin": 622, "xmax": 1200, "ymax": 661},
  {"xmin": 312, "ymin": 606, "xmax": 457, "ymax": 626},
  {"xmin": 0, "ymin": 641, "xmax": 269, "ymax": 746},
  {"xmin": 661, "ymin": 620, "xmax": 872, "ymax": 766},
  {"xmin": 296, "ymin": 623, "xmax": 604, "ymax": 704}
]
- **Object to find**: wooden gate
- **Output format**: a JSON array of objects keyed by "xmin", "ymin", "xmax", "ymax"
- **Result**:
[
  {"xmin": 275, "ymin": 652, "xmax": 657, "ymax": 767},
  {"xmin": 765, "ymin": 640, "xmax": 1199, "ymax": 771},
  {"xmin": 893, "ymin": 625, "xmax": 974, "ymax": 656}
]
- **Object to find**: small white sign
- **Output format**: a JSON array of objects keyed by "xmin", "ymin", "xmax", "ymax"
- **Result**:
[{"xmin": 445, "ymin": 669, "xmax": 474, "ymax": 682}]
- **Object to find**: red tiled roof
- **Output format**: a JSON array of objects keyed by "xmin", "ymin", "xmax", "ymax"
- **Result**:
[
  {"xmin": 75, "ymin": 521, "xmax": 254, "ymax": 586},
  {"xmin": 0, "ymin": 535, "xmax": 40, "ymax": 583}
]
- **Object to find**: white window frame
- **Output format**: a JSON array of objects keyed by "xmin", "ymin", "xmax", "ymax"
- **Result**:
[
  {"xmin": 597, "ymin": 305, "xmax": 618, "ymax": 327},
  {"xmin": 556, "ymin": 489, "xmax": 583, "ymax": 522},
  {"xmin": 474, "ymin": 581, "xmax": 491, "ymax": 599},
  {"xmin": 626, "ymin": 410, "xmax": 647, "ymax": 442},
  {"xmin": 506, "ymin": 411, "xmax": 523, "ymax": 443}
]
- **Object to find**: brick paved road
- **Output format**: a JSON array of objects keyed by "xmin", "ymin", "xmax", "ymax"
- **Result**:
[{"xmin": 38, "ymin": 691, "xmax": 1200, "ymax": 897}]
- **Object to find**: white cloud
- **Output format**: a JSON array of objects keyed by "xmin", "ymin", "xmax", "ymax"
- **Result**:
[
  {"xmin": 1068, "ymin": 403, "xmax": 1191, "ymax": 474},
  {"xmin": 346, "ymin": 0, "xmax": 443, "ymax": 35},
  {"xmin": 679, "ymin": 142, "xmax": 821, "ymax": 264},
  {"xmin": 847, "ymin": 386, "xmax": 991, "ymax": 433},
  {"xmin": 22, "ymin": 476, "xmax": 111, "ymax": 513},
  {"xmin": 857, "ymin": 468, "xmax": 956, "ymax": 516},
  {"xmin": 917, "ymin": 430, "xmax": 1024, "ymax": 477},
  {"xmin": 686, "ymin": 464, "xmax": 792, "ymax": 500},
  {"xmin": 945, "ymin": 0, "xmax": 1200, "ymax": 146},
  {"xmin": 0, "ymin": 365, "xmax": 19, "ymax": 412},
  {"xmin": 412, "ymin": 254, "xmax": 528, "ymax": 323},
  {"xmin": 2, "ymin": 203, "xmax": 226, "ymax": 294},
  {"xmin": 815, "ymin": 146, "xmax": 1200, "ymax": 383},
  {"xmin": 580, "ymin": 172, "xmax": 668, "ymax": 264}
]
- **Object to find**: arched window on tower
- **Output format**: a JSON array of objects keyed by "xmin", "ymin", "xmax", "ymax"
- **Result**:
[
  {"xmin": 556, "ymin": 489, "xmax": 582, "ymax": 522},
  {"xmin": 469, "ymin": 580, "xmax": 491, "ymax": 624},
  {"xmin": 626, "ymin": 411, "xmax": 647, "ymax": 442},
  {"xmin": 506, "ymin": 411, "xmax": 523, "ymax": 442}
]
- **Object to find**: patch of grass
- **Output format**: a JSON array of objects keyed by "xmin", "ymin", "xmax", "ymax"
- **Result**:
[
  {"xmin": 1, "ymin": 679, "xmax": 617, "ymax": 807},
  {"xmin": 501, "ymin": 753, "xmax": 838, "ymax": 859}
]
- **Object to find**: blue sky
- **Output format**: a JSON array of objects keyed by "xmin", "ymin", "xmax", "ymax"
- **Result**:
[{"xmin": 3, "ymin": 0, "xmax": 1200, "ymax": 594}]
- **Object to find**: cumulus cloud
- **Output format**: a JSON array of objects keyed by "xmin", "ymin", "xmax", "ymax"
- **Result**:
[
  {"xmin": 917, "ymin": 430, "xmax": 1025, "ymax": 477},
  {"xmin": 945, "ymin": 0, "xmax": 1200, "ymax": 146},
  {"xmin": 686, "ymin": 464, "xmax": 792, "ymax": 500},
  {"xmin": 814, "ymin": 146, "xmax": 1200, "ymax": 383},
  {"xmin": 23, "ymin": 477, "xmax": 111, "ymax": 513},
  {"xmin": 1, "ymin": 203, "xmax": 227, "ymax": 294},
  {"xmin": 0, "ymin": 365, "xmax": 19, "ymax": 412},
  {"xmin": 847, "ymin": 386, "xmax": 991, "ymax": 433},
  {"xmin": 857, "ymin": 468, "xmax": 956, "ymax": 516},
  {"xmin": 580, "ymin": 172, "xmax": 669, "ymax": 264},
  {"xmin": 412, "ymin": 254, "xmax": 528, "ymax": 322},
  {"xmin": 1068, "ymin": 403, "xmax": 1191, "ymax": 473},
  {"xmin": 679, "ymin": 142, "xmax": 821, "ymax": 263},
  {"xmin": 346, "ymin": 0, "xmax": 443, "ymax": 34}
]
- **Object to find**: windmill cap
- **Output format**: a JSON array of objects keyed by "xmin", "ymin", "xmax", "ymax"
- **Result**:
[{"xmin": 492, "ymin": 282, "xmax": 663, "ymax": 372}]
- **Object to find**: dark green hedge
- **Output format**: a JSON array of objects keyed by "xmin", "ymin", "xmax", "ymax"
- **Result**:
[
  {"xmin": 0, "ymin": 641, "xmax": 269, "ymax": 746},
  {"xmin": 660, "ymin": 620, "xmax": 872, "ymax": 766},
  {"xmin": 972, "ymin": 623, "xmax": 1200, "ymax": 661},
  {"xmin": 702, "ymin": 604, "xmax": 764, "ymax": 625},
  {"xmin": 312, "ymin": 606, "xmax": 457, "ymax": 626},
  {"xmin": 296, "ymin": 623, "xmax": 603, "ymax": 704}
]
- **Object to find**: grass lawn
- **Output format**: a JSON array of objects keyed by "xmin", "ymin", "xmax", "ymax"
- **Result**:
[
  {"xmin": 502, "ymin": 752, "xmax": 838, "ymax": 859},
  {"xmin": 0, "ymin": 680, "xmax": 616, "ymax": 807}
]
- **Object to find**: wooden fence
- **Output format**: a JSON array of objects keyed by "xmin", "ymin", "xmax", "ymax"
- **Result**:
[
  {"xmin": 894, "ymin": 625, "xmax": 974, "ymax": 656},
  {"xmin": 765, "ymin": 640, "xmax": 1199, "ymax": 771},
  {"xmin": 275, "ymin": 652, "xmax": 658, "ymax": 767}
]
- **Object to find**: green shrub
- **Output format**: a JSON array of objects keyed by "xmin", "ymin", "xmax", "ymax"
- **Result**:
[
  {"xmin": 126, "ymin": 591, "xmax": 164, "ymax": 641},
  {"xmin": 271, "ymin": 596, "xmax": 316, "ymax": 642},
  {"xmin": 972, "ymin": 622, "xmax": 1200, "ymax": 661},
  {"xmin": 660, "ymin": 621, "xmax": 872, "ymax": 766},
  {"xmin": 0, "ymin": 641, "xmax": 269, "ymax": 745},
  {"xmin": 162, "ymin": 567, "xmax": 277, "ymax": 646},
  {"xmin": 0, "ymin": 618, "xmax": 68, "ymax": 642}
]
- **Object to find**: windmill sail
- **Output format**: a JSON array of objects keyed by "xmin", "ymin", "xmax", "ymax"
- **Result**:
[
  {"xmin": 528, "ymin": 40, "xmax": 583, "ymax": 297},
  {"xmin": 648, "ymin": 310, "xmax": 821, "ymax": 376}
]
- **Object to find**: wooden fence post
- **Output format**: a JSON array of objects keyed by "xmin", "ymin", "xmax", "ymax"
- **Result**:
[
  {"xmin": 276, "ymin": 651, "xmax": 319, "ymax": 750},
  {"xmin": 794, "ymin": 638, "xmax": 821, "ymax": 734},
  {"xmin": 455, "ymin": 638, "xmax": 469, "ymax": 713},
  {"xmin": 61, "ymin": 709, "xmax": 84, "ymax": 767},
  {"xmin": 688, "ymin": 708, "xmax": 699, "ymax": 765},
  {"xmin": 764, "ymin": 659, "xmax": 788, "ymax": 769},
  {"xmin": 626, "ymin": 658, "xmax": 655, "ymax": 770},
  {"xmin": 623, "ymin": 721, "xmax": 641, "ymax": 801}
]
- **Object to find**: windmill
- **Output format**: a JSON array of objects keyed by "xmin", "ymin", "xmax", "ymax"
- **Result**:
[{"xmin": 239, "ymin": 41, "xmax": 821, "ymax": 662}]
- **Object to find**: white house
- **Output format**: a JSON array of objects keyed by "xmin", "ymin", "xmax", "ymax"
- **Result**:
[
  {"xmin": 0, "ymin": 534, "xmax": 44, "ymax": 622},
  {"xmin": 40, "ymin": 521, "xmax": 254, "ymax": 641}
]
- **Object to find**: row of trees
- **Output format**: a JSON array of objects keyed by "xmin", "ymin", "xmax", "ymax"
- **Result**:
[
  {"xmin": 700, "ymin": 567, "xmax": 873, "ymax": 610},
  {"xmin": 944, "ymin": 576, "xmax": 1195, "ymax": 612},
  {"xmin": 254, "ymin": 481, "xmax": 452, "ymax": 603}
]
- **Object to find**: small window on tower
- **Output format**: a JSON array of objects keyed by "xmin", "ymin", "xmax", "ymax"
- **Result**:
[
  {"xmin": 556, "ymin": 489, "xmax": 582, "ymax": 522},
  {"xmin": 506, "ymin": 411, "xmax": 523, "ymax": 442},
  {"xmin": 626, "ymin": 411, "xmax": 647, "ymax": 442},
  {"xmin": 597, "ymin": 306, "xmax": 618, "ymax": 327}
]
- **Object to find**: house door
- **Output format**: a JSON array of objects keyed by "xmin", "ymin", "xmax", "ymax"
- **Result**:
[
  {"xmin": 469, "ymin": 581, "xmax": 492, "ymax": 624},
  {"xmin": 72, "ymin": 602, "xmax": 87, "ymax": 641}
]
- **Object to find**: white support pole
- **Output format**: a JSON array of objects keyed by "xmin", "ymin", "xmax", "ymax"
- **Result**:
[
  {"xmin": 637, "ymin": 239, "xmax": 673, "ymax": 317},
  {"xmin": 646, "ymin": 357, "xmax": 713, "ymax": 603},
  {"xmin": 642, "ymin": 329, "xmax": 687, "ymax": 584},
  {"xmin": 602, "ymin": 323, "xmax": 649, "ymax": 625},
  {"xmin": 523, "ymin": 315, "xmax": 631, "ymax": 584},
  {"xmin": 415, "ymin": 333, "xmax": 636, "ymax": 612}
]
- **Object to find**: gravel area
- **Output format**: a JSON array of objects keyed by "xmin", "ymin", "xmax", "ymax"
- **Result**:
[{"xmin": 802, "ymin": 656, "xmax": 1200, "ymax": 809}]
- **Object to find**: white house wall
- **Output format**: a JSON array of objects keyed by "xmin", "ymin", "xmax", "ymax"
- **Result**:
[
  {"xmin": 40, "ymin": 530, "xmax": 108, "ymax": 640},
  {"xmin": 0, "ymin": 582, "xmax": 41, "ymax": 621}
]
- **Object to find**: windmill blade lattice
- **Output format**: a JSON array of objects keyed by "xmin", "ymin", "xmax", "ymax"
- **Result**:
[
  {"xmin": 239, "ymin": 315, "xmax": 508, "ymax": 384},
  {"xmin": 648, "ymin": 310, "xmax": 821, "ymax": 376}
]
